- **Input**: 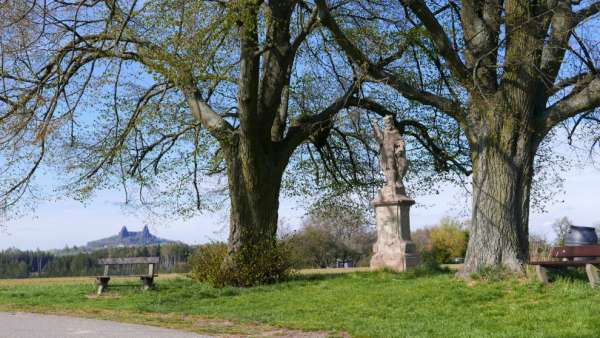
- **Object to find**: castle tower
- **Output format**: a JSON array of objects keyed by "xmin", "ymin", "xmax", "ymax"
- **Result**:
[
  {"xmin": 141, "ymin": 225, "xmax": 151, "ymax": 239},
  {"xmin": 118, "ymin": 226, "xmax": 129, "ymax": 238}
]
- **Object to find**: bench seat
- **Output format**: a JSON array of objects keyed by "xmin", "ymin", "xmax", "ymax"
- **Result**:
[{"xmin": 529, "ymin": 260, "xmax": 600, "ymax": 267}]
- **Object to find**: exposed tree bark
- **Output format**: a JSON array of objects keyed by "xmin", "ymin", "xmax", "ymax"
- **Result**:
[
  {"xmin": 464, "ymin": 115, "xmax": 539, "ymax": 273},
  {"xmin": 221, "ymin": 134, "xmax": 288, "ymax": 284},
  {"xmin": 460, "ymin": 0, "xmax": 548, "ymax": 274}
]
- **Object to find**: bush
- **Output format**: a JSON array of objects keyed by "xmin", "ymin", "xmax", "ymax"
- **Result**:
[
  {"xmin": 189, "ymin": 242, "xmax": 228, "ymax": 286},
  {"xmin": 282, "ymin": 211, "xmax": 376, "ymax": 269},
  {"xmin": 189, "ymin": 241, "xmax": 292, "ymax": 288},
  {"xmin": 412, "ymin": 217, "xmax": 469, "ymax": 264},
  {"xmin": 219, "ymin": 242, "xmax": 293, "ymax": 287}
]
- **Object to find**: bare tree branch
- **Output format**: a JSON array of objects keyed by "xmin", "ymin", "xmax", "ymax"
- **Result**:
[
  {"xmin": 315, "ymin": 0, "xmax": 466, "ymax": 123},
  {"xmin": 544, "ymin": 76, "xmax": 600, "ymax": 131},
  {"xmin": 399, "ymin": 0, "xmax": 470, "ymax": 85}
]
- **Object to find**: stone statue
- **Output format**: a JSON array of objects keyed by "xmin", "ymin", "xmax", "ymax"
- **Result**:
[
  {"xmin": 372, "ymin": 115, "xmax": 408, "ymax": 198},
  {"xmin": 370, "ymin": 115, "xmax": 420, "ymax": 271}
]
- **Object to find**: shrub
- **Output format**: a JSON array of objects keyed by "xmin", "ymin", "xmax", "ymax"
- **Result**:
[
  {"xmin": 412, "ymin": 217, "xmax": 469, "ymax": 264},
  {"xmin": 282, "ymin": 211, "xmax": 376, "ymax": 269},
  {"xmin": 189, "ymin": 242, "xmax": 228, "ymax": 286},
  {"xmin": 219, "ymin": 242, "xmax": 293, "ymax": 287},
  {"xmin": 189, "ymin": 241, "xmax": 292, "ymax": 288}
]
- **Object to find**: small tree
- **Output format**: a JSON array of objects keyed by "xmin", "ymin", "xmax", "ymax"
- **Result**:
[
  {"xmin": 413, "ymin": 217, "xmax": 468, "ymax": 264},
  {"xmin": 552, "ymin": 217, "xmax": 574, "ymax": 245},
  {"xmin": 285, "ymin": 209, "xmax": 375, "ymax": 268}
]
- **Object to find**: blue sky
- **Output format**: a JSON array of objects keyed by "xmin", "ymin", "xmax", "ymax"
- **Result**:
[{"xmin": 1, "ymin": 148, "xmax": 598, "ymax": 250}]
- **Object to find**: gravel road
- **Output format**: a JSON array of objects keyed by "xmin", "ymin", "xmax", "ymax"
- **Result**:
[{"xmin": 0, "ymin": 312, "xmax": 212, "ymax": 338}]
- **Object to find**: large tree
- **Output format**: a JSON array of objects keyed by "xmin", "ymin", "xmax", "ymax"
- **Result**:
[
  {"xmin": 317, "ymin": 0, "xmax": 600, "ymax": 274},
  {"xmin": 0, "ymin": 0, "xmax": 351, "ymax": 284}
]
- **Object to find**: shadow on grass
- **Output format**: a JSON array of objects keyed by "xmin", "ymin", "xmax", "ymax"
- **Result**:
[
  {"xmin": 547, "ymin": 267, "xmax": 590, "ymax": 283},
  {"xmin": 288, "ymin": 272, "xmax": 351, "ymax": 282}
]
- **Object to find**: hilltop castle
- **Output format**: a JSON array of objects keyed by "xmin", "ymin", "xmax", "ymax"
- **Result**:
[{"xmin": 86, "ymin": 226, "xmax": 174, "ymax": 249}]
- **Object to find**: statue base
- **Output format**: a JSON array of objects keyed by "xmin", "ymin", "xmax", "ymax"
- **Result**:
[
  {"xmin": 370, "ymin": 241, "xmax": 421, "ymax": 272},
  {"xmin": 370, "ymin": 197, "xmax": 420, "ymax": 272}
]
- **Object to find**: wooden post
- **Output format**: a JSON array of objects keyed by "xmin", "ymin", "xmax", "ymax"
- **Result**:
[
  {"xmin": 585, "ymin": 264, "xmax": 599, "ymax": 288},
  {"xmin": 103, "ymin": 264, "xmax": 109, "ymax": 276},
  {"xmin": 141, "ymin": 277, "xmax": 153, "ymax": 291},
  {"xmin": 96, "ymin": 277, "xmax": 110, "ymax": 294},
  {"xmin": 536, "ymin": 265, "xmax": 549, "ymax": 284},
  {"xmin": 148, "ymin": 263, "xmax": 155, "ymax": 277}
]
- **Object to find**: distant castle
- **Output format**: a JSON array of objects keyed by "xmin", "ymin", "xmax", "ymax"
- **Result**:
[{"xmin": 86, "ymin": 226, "xmax": 174, "ymax": 249}]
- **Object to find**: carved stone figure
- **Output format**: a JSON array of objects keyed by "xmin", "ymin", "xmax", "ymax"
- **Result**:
[
  {"xmin": 370, "ymin": 115, "xmax": 420, "ymax": 271},
  {"xmin": 372, "ymin": 115, "xmax": 409, "ymax": 199}
]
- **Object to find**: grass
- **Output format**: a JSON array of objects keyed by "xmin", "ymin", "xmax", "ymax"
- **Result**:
[{"xmin": 1, "ymin": 268, "xmax": 600, "ymax": 337}]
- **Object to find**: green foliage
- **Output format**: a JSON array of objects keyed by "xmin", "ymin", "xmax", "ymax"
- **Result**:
[
  {"xmin": 219, "ymin": 242, "xmax": 293, "ymax": 288},
  {"xmin": 189, "ymin": 242, "xmax": 228, "ymax": 286},
  {"xmin": 413, "ymin": 217, "xmax": 469, "ymax": 264},
  {"xmin": 285, "ymin": 225, "xmax": 341, "ymax": 268},
  {"xmin": 283, "ymin": 209, "xmax": 375, "ymax": 269},
  {"xmin": 190, "ymin": 241, "xmax": 292, "ymax": 288}
]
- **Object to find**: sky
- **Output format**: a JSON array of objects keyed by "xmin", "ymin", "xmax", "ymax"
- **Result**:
[{"xmin": 1, "ymin": 146, "xmax": 598, "ymax": 250}]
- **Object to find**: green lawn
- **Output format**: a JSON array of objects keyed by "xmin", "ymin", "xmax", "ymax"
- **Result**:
[{"xmin": 1, "ymin": 269, "xmax": 600, "ymax": 337}]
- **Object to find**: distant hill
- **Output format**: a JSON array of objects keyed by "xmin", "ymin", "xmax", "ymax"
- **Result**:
[{"xmin": 86, "ymin": 226, "xmax": 174, "ymax": 249}]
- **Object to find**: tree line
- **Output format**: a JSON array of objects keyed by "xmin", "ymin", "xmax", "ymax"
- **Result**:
[{"xmin": 0, "ymin": 243, "xmax": 192, "ymax": 279}]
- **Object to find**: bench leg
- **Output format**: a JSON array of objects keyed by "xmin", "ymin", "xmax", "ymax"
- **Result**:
[
  {"xmin": 536, "ymin": 266, "xmax": 549, "ymax": 284},
  {"xmin": 96, "ymin": 278, "xmax": 110, "ymax": 294},
  {"xmin": 586, "ymin": 264, "xmax": 599, "ymax": 288},
  {"xmin": 141, "ymin": 277, "xmax": 154, "ymax": 291}
]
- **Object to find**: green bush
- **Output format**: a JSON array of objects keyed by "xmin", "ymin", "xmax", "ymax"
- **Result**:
[
  {"xmin": 219, "ymin": 241, "xmax": 293, "ymax": 287},
  {"xmin": 189, "ymin": 242, "xmax": 228, "ymax": 286},
  {"xmin": 189, "ymin": 241, "xmax": 292, "ymax": 288},
  {"xmin": 413, "ymin": 217, "xmax": 469, "ymax": 264}
]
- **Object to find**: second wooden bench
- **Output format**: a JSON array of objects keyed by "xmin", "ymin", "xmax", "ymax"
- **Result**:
[{"xmin": 529, "ymin": 245, "xmax": 600, "ymax": 288}]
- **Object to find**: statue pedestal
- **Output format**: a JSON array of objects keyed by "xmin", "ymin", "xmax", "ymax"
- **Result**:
[{"xmin": 370, "ymin": 197, "xmax": 420, "ymax": 271}]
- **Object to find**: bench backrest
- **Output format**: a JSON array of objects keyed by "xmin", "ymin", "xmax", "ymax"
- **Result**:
[
  {"xmin": 98, "ymin": 257, "xmax": 160, "ymax": 265},
  {"xmin": 98, "ymin": 257, "xmax": 159, "ymax": 277},
  {"xmin": 550, "ymin": 245, "xmax": 600, "ymax": 258}
]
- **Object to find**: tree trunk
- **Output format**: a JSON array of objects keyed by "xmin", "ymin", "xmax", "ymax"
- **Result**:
[
  {"xmin": 220, "ymin": 138, "xmax": 288, "ymax": 286},
  {"xmin": 461, "ymin": 113, "xmax": 540, "ymax": 275}
]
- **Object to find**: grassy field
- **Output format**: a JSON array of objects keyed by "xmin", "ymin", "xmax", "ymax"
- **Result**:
[{"xmin": 1, "ymin": 268, "xmax": 600, "ymax": 337}]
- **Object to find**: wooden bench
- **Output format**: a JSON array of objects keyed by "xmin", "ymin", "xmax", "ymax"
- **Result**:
[
  {"xmin": 529, "ymin": 245, "xmax": 600, "ymax": 288},
  {"xmin": 96, "ymin": 257, "xmax": 159, "ymax": 294}
]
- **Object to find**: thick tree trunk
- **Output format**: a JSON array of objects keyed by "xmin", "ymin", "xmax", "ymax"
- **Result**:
[
  {"xmin": 220, "ymin": 138, "xmax": 288, "ymax": 286},
  {"xmin": 461, "ymin": 124, "xmax": 539, "ymax": 275}
]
